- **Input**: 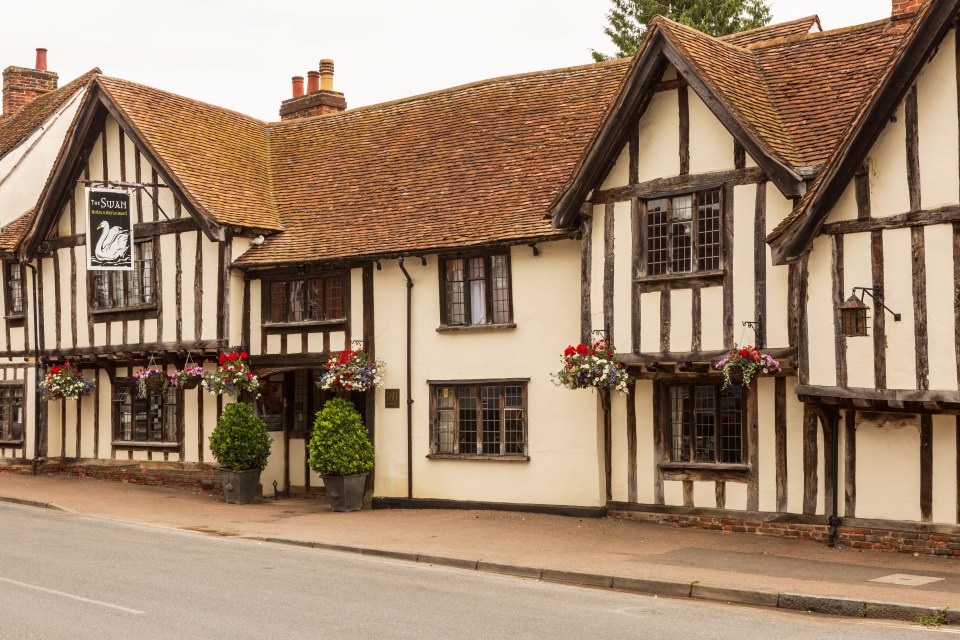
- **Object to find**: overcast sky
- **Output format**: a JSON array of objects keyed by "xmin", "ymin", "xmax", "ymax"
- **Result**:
[{"xmin": 3, "ymin": 1, "xmax": 890, "ymax": 121}]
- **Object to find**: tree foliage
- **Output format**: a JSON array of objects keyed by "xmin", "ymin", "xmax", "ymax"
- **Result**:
[{"xmin": 591, "ymin": 0, "xmax": 773, "ymax": 62}]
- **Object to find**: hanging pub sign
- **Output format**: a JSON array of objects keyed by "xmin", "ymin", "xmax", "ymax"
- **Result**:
[{"xmin": 86, "ymin": 187, "xmax": 134, "ymax": 271}]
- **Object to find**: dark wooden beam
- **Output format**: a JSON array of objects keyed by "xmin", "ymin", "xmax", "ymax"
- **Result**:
[
  {"xmin": 820, "ymin": 204, "xmax": 960, "ymax": 235},
  {"xmin": 754, "ymin": 181, "xmax": 767, "ymax": 348},
  {"xmin": 678, "ymin": 84, "xmax": 690, "ymax": 176},
  {"xmin": 912, "ymin": 226, "xmax": 929, "ymax": 390},
  {"xmin": 603, "ymin": 203, "xmax": 615, "ymax": 343},
  {"xmin": 593, "ymin": 167, "xmax": 766, "ymax": 204},
  {"xmin": 844, "ymin": 409, "xmax": 856, "ymax": 518},
  {"xmin": 580, "ymin": 215, "xmax": 592, "ymax": 345},
  {"xmin": 872, "ymin": 231, "xmax": 887, "ymax": 389},
  {"xmin": 775, "ymin": 377, "xmax": 788, "ymax": 512},
  {"xmin": 617, "ymin": 346, "xmax": 796, "ymax": 366},
  {"xmin": 832, "ymin": 234, "xmax": 847, "ymax": 387},
  {"xmin": 802, "ymin": 403, "xmax": 818, "ymax": 515},
  {"xmin": 920, "ymin": 414, "xmax": 932, "ymax": 522},
  {"xmin": 906, "ymin": 86, "xmax": 921, "ymax": 212},
  {"xmin": 626, "ymin": 381, "xmax": 637, "ymax": 503}
]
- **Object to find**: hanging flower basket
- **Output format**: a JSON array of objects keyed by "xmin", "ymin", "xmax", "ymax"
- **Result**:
[
  {"xmin": 317, "ymin": 349, "xmax": 384, "ymax": 392},
  {"xmin": 552, "ymin": 340, "xmax": 628, "ymax": 394},
  {"xmin": 171, "ymin": 365, "xmax": 205, "ymax": 390},
  {"xmin": 204, "ymin": 351, "xmax": 261, "ymax": 397},
  {"xmin": 134, "ymin": 368, "xmax": 169, "ymax": 397},
  {"xmin": 39, "ymin": 360, "xmax": 93, "ymax": 401},
  {"xmin": 714, "ymin": 344, "xmax": 782, "ymax": 389}
]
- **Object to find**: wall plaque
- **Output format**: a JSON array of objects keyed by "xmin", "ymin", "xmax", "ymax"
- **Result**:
[{"xmin": 384, "ymin": 388, "xmax": 400, "ymax": 408}]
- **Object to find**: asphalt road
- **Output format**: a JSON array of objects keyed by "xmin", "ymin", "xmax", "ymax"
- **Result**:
[{"xmin": 0, "ymin": 503, "xmax": 950, "ymax": 639}]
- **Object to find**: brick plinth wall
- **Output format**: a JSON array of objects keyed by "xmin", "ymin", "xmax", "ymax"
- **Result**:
[
  {"xmin": 1, "ymin": 459, "xmax": 222, "ymax": 493},
  {"xmin": 2, "ymin": 66, "xmax": 58, "ymax": 118},
  {"xmin": 611, "ymin": 510, "xmax": 960, "ymax": 558}
]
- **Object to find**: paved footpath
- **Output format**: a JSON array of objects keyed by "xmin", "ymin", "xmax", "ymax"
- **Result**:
[{"xmin": 2, "ymin": 472, "xmax": 959, "ymax": 624}]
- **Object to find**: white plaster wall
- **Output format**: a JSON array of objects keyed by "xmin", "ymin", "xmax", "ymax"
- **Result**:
[
  {"xmin": 610, "ymin": 391, "xmax": 628, "ymax": 502},
  {"xmin": 249, "ymin": 280, "xmax": 262, "ymax": 355},
  {"xmin": 867, "ymin": 101, "xmax": 910, "ymax": 218},
  {"xmin": 158, "ymin": 235, "xmax": 177, "ymax": 342},
  {"xmin": 931, "ymin": 414, "xmax": 957, "ymax": 524},
  {"xmin": 883, "ymin": 228, "xmax": 918, "ymax": 389},
  {"xmin": 639, "ymin": 292, "xmax": 660, "ymax": 352},
  {"xmin": 669, "ymin": 289, "xmax": 693, "ymax": 352},
  {"xmin": 228, "ymin": 237, "xmax": 252, "ymax": 347},
  {"xmin": 636, "ymin": 90, "xmax": 680, "ymax": 182},
  {"xmin": 785, "ymin": 382, "xmax": 805, "ymax": 513},
  {"xmin": 664, "ymin": 480, "xmax": 683, "ymax": 506},
  {"xmin": 806, "ymin": 236, "xmax": 837, "ymax": 386},
  {"xmin": 372, "ymin": 240, "xmax": 603, "ymax": 507},
  {"xmin": 200, "ymin": 239, "xmax": 220, "ymax": 341},
  {"xmin": 286, "ymin": 334, "xmax": 302, "ymax": 354},
  {"xmin": 261, "ymin": 432, "xmax": 286, "ymax": 493},
  {"xmin": 182, "ymin": 387, "xmax": 200, "ymax": 463},
  {"xmin": 350, "ymin": 267, "xmax": 364, "ymax": 347},
  {"xmin": 612, "ymin": 200, "xmax": 633, "ymax": 354},
  {"xmin": 689, "ymin": 91, "xmax": 735, "ymax": 174},
  {"xmin": 57, "ymin": 248, "xmax": 72, "ymax": 349},
  {"xmin": 732, "ymin": 184, "xmax": 756, "ymax": 339},
  {"xmin": 765, "ymin": 184, "xmax": 793, "ymax": 349},
  {"xmin": 726, "ymin": 482, "xmax": 747, "ymax": 511},
  {"xmin": 96, "ymin": 370, "xmax": 111, "ymax": 458},
  {"xmin": 700, "ymin": 287, "xmax": 724, "ymax": 351},
  {"xmin": 179, "ymin": 232, "xmax": 197, "ymax": 343},
  {"xmin": 105, "ymin": 118, "xmax": 122, "ymax": 184},
  {"xmin": 600, "ymin": 146, "xmax": 630, "ymax": 191},
  {"xmin": 917, "ymin": 29, "xmax": 960, "ymax": 210},
  {"xmin": 635, "ymin": 380, "xmax": 655, "ymax": 504},
  {"xmin": 856, "ymin": 414, "xmax": 921, "ymax": 521},
  {"xmin": 924, "ymin": 225, "xmax": 958, "ymax": 391},
  {"xmin": 0, "ymin": 87, "xmax": 85, "ymax": 225},
  {"xmin": 828, "ymin": 181, "xmax": 859, "ymax": 223},
  {"xmin": 40, "ymin": 257, "xmax": 55, "ymax": 347},
  {"xmin": 693, "ymin": 481, "xmax": 714, "ymax": 508},
  {"xmin": 843, "ymin": 232, "xmax": 875, "ymax": 389},
  {"xmin": 757, "ymin": 376, "xmax": 776, "ymax": 512}
]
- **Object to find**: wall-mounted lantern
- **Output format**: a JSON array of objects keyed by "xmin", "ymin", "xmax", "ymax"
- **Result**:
[{"xmin": 838, "ymin": 286, "xmax": 901, "ymax": 337}]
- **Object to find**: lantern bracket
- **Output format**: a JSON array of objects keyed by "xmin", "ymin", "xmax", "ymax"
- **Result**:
[{"xmin": 852, "ymin": 286, "xmax": 901, "ymax": 321}]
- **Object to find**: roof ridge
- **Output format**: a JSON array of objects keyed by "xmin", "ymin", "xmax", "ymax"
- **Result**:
[
  {"xmin": 719, "ymin": 14, "xmax": 822, "ymax": 46},
  {"xmin": 266, "ymin": 58, "xmax": 632, "ymax": 128},
  {"xmin": 748, "ymin": 16, "xmax": 897, "ymax": 50}
]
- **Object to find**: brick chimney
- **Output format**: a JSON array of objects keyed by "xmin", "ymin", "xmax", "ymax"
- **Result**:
[
  {"xmin": 3, "ymin": 48, "xmax": 58, "ymax": 119},
  {"xmin": 892, "ymin": 0, "xmax": 923, "ymax": 19},
  {"xmin": 279, "ymin": 59, "xmax": 346, "ymax": 120}
]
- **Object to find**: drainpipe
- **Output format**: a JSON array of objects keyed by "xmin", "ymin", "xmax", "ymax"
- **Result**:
[
  {"xmin": 397, "ymin": 258, "xmax": 414, "ymax": 499},
  {"xmin": 22, "ymin": 262, "xmax": 42, "ymax": 475}
]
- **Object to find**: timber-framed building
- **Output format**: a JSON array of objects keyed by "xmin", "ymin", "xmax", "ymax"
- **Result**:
[{"xmin": 2, "ymin": 0, "xmax": 960, "ymax": 555}]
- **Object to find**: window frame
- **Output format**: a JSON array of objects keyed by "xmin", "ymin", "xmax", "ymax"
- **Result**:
[
  {"xmin": 438, "ymin": 251, "xmax": 514, "ymax": 329},
  {"xmin": 111, "ymin": 378, "xmax": 180, "ymax": 448},
  {"xmin": 0, "ymin": 382, "xmax": 25, "ymax": 445},
  {"xmin": 427, "ymin": 379, "xmax": 529, "ymax": 461},
  {"xmin": 88, "ymin": 237, "xmax": 157, "ymax": 316},
  {"xmin": 261, "ymin": 271, "xmax": 348, "ymax": 330},
  {"xmin": 4, "ymin": 262, "xmax": 25, "ymax": 320},
  {"xmin": 636, "ymin": 187, "xmax": 725, "ymax": 283},
  {"xmin": 660, "ymin": 379, "xmax": 747, "ymax": 469}
]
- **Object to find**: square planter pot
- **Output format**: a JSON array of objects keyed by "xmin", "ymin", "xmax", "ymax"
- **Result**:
[
  {"xmin": 321, "ymin": 473, "xmax": 368, "ymax": 512},
  {"xmin": 219, "ymin": 468, "xmax": 262, "ymax": 504}
]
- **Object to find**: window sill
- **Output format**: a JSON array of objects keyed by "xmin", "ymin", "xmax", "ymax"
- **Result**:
[
  {"xmin": 436, "ymin": 323, "xmax": 517, "ymax": 333},
  {"xmin": 4, "ymin": 314, "xmax": 25, "ymax": 322},
  {"xmin": 427, "ymin": 453, "xmax": 529, "ymax": 462},
  {"xmin": 90, "ymin": 304, "xmax": 158, "ymax": 320},
  {"xmin": 0, "ymin": 439, "xmax": 24, "ymax": 446},
  {"xmin": 263, "ymin": 319, "xmax": 346, "ymax": 331},
  {"xmin": 660, "ymin": 462, "xmax": 750, "ymax": 481},
  {"xmin": 112, "ymin": 441, "xmax": 180, "ymax": 449},
  {"xmin": 660, "ymin": 462, "xmax": 749, "ymax": 472},
  {"xmin": 635, "ymin": 270, "xmax": 724, "ymax": 291}
]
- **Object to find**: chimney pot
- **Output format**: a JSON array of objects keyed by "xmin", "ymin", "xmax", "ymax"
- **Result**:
[
  {"xmin": 307, "ymin": 70, "xmax": 320, "ymax": 94},
  {"xmin": 319, "ymin": 59, "xmax": 334, "ymax": 92},
  {"xmin": 35, "ymin": 48, "xmax": 47, "ymax": 71},
  {"xmin": 291, "ymin": 75, "xmax": 304, "ymax": 98}
]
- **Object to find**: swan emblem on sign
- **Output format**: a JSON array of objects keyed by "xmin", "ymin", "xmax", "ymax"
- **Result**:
[{"xmin": 94, "ymin": 221, "xmax": 131, "ymax": 264}]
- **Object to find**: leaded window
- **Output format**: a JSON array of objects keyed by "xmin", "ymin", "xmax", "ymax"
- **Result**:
[
  {"xmin": 267, "ymin": 274, "xmax": 344, "ymax": 324},
  {"xmin": 5, "ymin": 263, "xmax": 24, "ymax": 317},
  {"xmin": 440, "ymin": 254, "xmax": 512, "ymax": 326},
  {"xmin": 431, "ymin": 382, "xmax": 526, "ymax": 457},
  {"xmin": 113, "ymin": 380, "xmax": 177, "ymax": 444},
  {"xmin": 0, "ymin": 385, "xmax": 24, "ymax": 443},
  {"xmin": 644, "ymin": 189, "xmax": 722, "ymax": 277},
  {"xmin": 91, "ymin": 239, "xmax": 154, "ymax": 311},
  {"xmin": 668, "ymin": 382, "xmax": 743, "ymax": 464}
]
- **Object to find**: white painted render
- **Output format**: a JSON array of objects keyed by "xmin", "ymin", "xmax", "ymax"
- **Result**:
[
  {"xmin": 867, "ymin": 100, "xmax": 910, "ymax": 218},
  {"xmin": 916, "ymin": 29, "xmax": 960, "ymax": 210},
  {"xmin": 636, "ymin": 88, "xmax": 680, "ymax": 183},
  {"xmin": 688, "ymin": 90, "xmax": 735, "ymax": 175},
  {"xmin": 855, "ymin": 414, "xmax": 921, "ymax": 522}
]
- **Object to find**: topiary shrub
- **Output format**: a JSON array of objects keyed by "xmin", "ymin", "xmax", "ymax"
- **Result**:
[
  {"xmin": 308, "ymin": 398, "xmax": 374, "ymax": 476},
  {"xmin": 208, "ymin": 402, "xmax": 272, "ymax": 471}
]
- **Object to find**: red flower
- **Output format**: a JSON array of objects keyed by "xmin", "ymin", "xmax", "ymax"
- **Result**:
[
  {"xmin": 218, "ymin": 354, "xmax": 227, "ymax": 365},
  {"xmin": 576, "ymin": 344, "xmax": 588, "ymax": 356},
  {"xmin": 228, "ymin": 353, "xmax": 238, "ymax": 361},
  {"xmin": 239, "ymin": 352, "xmax": 248, "ymax": 360},
  {"xmin": 50, "ymin": 365, "xmax": 61, "ymax": 375},
  {"xmin": 564, "ymin": 346, "xmax": 576, "ymax": 357}
]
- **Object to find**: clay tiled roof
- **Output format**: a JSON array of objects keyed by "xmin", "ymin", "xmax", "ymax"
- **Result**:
[
  {"xmin": 235, "ymin": 60, "xmax": 631, "ymax": 266},
  {"xmin": 719, "ymin": 15, "xmax": 821, "ymax": 48},
  {"xmin": 96, "ymin": 76, "xmax": 280, "ymax": 231},
  {"xmin": 0, "ymin": 210, "xmax": 32, "ymax": 253},
  {"xmin": 0, "ymin": 69, "xmax": 99, "ymax": 161},
  {"xmin": 655, "ymin": 16, "xmax": 913, "ymax": 169}
]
